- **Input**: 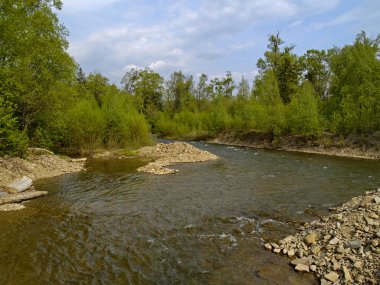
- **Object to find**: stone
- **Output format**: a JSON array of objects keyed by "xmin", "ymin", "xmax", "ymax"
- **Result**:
[
  {"xmin": 360, "ymin": 196, "xmax": 372, "ymax": 207},
  {"xmin": 355, "ymin": 274, "xmax": 365, "ymax": 283},
  {"xmin": 310, "ymin": 264, "xmax": 317, "ymax": 272},
  {"xmin": 264, "ymin": 243, "xmax": 272, "ymax": 251},
  {"xmin": 324, "ymin": 234, "xmax": 332, "ymax": 241},
  {"xmin": 346, "ymin": 240, "xmax": 362, "ymax": 249},
  {"xmin": 353, "ymin": 261, "xmax": 362, "ymax": 269},
  {"xmin": 369, "ymin": 212, "xmax": 379, "ymax": 219},
  {"xmin": 283, "ymin": 235, "xmax": 295, "ymax": 243},
  {"xmin": 342, "ymin": 266, "xmax": 352, "ymax": 282},
  {"xmin": 290, "ymin": 257, "xmax": 312, "ymax": 266},
  {"xmin": 376, "ymin": 230, "xmax": 380, "ymax": 238},
  {"xmin": 311, "ymin": 245, "xmax": 321, "ymax": 255},
  {"xmin": 296, "ymin": 249, "xmax": 304, "ymax": 258},
  {"xmin": 287, "ymin": 249, "xmax": 295, "ymax": 258},
  {"xmin": 329, "ymin": 237, "xmax": 340, "ymax": 245},
  {"xmin": 320, "ymin": 279, "xmax": 331, "ymax": 285},
  {"xmin": 271, "ymin": 243, "xmax": 279, "ymax": 249},
  {"xmin": 332, "ymin": 261, "xmax": 340, "ymax": 271},
  {"xmin": 295, "ymin": 264, "xmax": 309, "ymax": 272},
  {"xmin": 324, "ymin": 271, "xmax": 340, "ymax": 283},
  {"xmin": 371, "ymin": 240, "xmax": 379, "ymax": 247},
  {"xmin": 304, "ymin": 233, "xmax": 317, "ymax": 245},
  {"xmin": 373, "ymin": 196, "xmax": 380, "ymax": 204},
  {"xmin": 273, "ymin": 248, "xmax": 281, "ymax": 254}
]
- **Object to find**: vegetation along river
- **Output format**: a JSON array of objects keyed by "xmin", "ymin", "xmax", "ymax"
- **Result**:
[{"xmin": 0, "ymin": 142, "xmax": 379, "ymax": 285}]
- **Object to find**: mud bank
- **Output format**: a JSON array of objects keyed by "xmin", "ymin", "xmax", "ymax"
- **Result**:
[
  {"xmin": 265, "ymin": 188, "xmax": 380, "ymax": 284},
  {"xmin": 137, "ymin": 142, "xmax": 219, "ymax": 175}
]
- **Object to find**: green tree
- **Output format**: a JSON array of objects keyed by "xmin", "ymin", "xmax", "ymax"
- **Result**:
[
  {"xmin": 328, "ymin": 31, "xmax": 380, "ymax": 133},
  {"xmin": 236, "ymin": 76, "xmax": 250, "ymax": 100},
  {"xmin": 166, "ymin": 71, "xmax": 195, "ymax": 113}
]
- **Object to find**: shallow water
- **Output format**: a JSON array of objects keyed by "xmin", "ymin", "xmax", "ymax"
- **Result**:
[{"xmin": 0, "ymin": 142, "xmax": 379, "ymax": 285}]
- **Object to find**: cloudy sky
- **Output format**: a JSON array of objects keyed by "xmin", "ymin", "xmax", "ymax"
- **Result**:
[{"xmin": 57, "ymin": 0, "xmax": 380, "ymax": 84}]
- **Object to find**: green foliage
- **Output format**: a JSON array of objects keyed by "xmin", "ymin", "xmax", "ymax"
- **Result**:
[
  {"xmin": 286, "ymin": 82, "xmax": 322, "ymax": 135},
  {"xmin": 0, "ymin": 104, "xmax": 28, "ymax": 157}
]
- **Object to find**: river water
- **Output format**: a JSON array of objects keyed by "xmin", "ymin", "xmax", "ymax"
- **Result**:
[{"xmin": 0, "ymin": 142, "xmax": 379, "ymax": 285}]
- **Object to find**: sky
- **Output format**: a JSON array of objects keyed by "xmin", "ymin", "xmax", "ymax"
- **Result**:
[{"xmin": 57, "ymin": 0, "xmax": 380, "ymax": 85}]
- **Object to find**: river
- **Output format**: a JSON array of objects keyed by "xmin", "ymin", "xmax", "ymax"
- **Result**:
[{"xmin": 0, "ymin": 142, "xmax": 379, "ymax": 285}]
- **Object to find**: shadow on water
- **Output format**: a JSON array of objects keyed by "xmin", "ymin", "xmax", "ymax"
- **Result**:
[{"xmin": 0, "ymin": 142, "xmax": 379, "ymax": 284}]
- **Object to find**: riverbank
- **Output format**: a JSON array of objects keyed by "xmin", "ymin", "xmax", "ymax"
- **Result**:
[
  {"xmin": 0, "ymin": 148, "xmax": 86, "ymax": 188},
  {"xmin": 264, "ymin": 188, "xmax": 380, "ymax": 284},
  {"xmin": 208, "ymin": 131, "xmax": 380, "ymax": 160}
]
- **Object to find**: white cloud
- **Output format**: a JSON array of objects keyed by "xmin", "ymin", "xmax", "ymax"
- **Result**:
[{"xmin": 63, "ymin": 0, "xmax": 361, "ymax": 83}]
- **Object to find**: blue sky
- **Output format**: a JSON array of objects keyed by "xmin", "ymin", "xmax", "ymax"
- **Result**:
[{"xmin": 57, "ymin": 0, "xmax": 380, "ymax": 84}]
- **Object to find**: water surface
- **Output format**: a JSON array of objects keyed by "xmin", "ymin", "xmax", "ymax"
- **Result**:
[{"xmin": 0, "ymin": 143, "xmax": 379, "ymax": 285}]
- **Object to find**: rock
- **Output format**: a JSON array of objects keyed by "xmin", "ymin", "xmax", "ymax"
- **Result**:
[
  {"xmin": 342, "ymin": 266, "xmax": 352, "ymax": 282},
  {"xmin": 324, "ymin": 271, "xmax": 340, "ymax": 282},
  {"xmin": 290, "ymin": 257, "xmax": 312, "ymax": 266},
  {"xmin": 311, "ymin": 245, "xmax": 321, "ymax": 255},
  {"xmin": 271, "ymin": 243, "xmax": 279, "ymax": 249},
  {"xmin": 304, "ymin": 233, "xmax": 317, "ymax": 245},
  {"xmin": 371, "ymin": 240, "xmax": 378, "ymax": 247},
  {"xmin": 360, "ymin": 196, "xmax": 372, "ymax": 207},
  {"xmin": 296, "ymin": 249, "xmax": 304, "ymax": 258},
  {"xmin": 273, "ymin": 248, "xmax": 281, "ymax": 254},
  {"xmin": 264, "ymin": 243, "xmax": 272, "ymax": 251},
  {"xmin": 295, "ymin": 264, "xmax": 309, "ymax": 272},
  {"xmin": 346, "ymin": 240, "xmax": 362, "ymax": 249},
  {"xmin": 353, "ymin": 261, "xmax": 362, "ymax": 269},
  {"xmin": 369, "ymin": 212, "xmax": 379, "ymax": 219},
  {"xmin": 376, "ymin": 230, "xmax": 380, "ymax": 238},
  {"xmin": 287, "ymin": 249, "xmax": 295, "ymax": 258},
  {"xmin": 332, "ymin": 260, "xmax": 340, "ymax": 271},
  {"xmin": 283, "ymin": 235, "xmax": 295, "ymax": 243},
  {"xmin": 329, "ymin": 237, "xmax": 340, "ymax": 245},
  {"xmin": 310, "ymin": 264, "xmax": 317, "ymax": 272},
  {"xmin": 355, "ymin": 274, "xmax": 365, "ymax": 283},
  {"xmin": 320, "ymin": 279, "xmax": 331, "ymax": 285},
  {"xmin": 373, "ymin": 196, "xmax": 380, "ymax": 204}
]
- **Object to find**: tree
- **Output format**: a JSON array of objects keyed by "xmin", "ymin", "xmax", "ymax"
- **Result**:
[
  {"xmin": 300, "ymin": 49, "xmax": 330, "ymax": 99},
  {"xmin": 256, "ymin": 33, "xmax": 300, "ymax": 104},
  {"xmin": 209, "ymin": 71, "xmax": 235, "ymax": 98},
  {"xmin": 166, "ymin": 71, "xmax": 195, "ymax": 113},
  {"xmin": 196, "ymin": 73, "xmax": 210, "ymax": 110},
  {"xmin": 236, "ymin": 76, "xmax": 250, "ymax": 100},
  {"xmin": 0, "ymin": 0, "xmax": 76, "ymax": 142},
  {"xmin": 328, "ymin": 31, "xmax": 380, "ymax": 133},
  {"xmin": 87, "ymin": 72, "xmax": 109, "ymax": 107}
]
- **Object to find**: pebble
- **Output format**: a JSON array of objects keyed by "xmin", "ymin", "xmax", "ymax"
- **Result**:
[
  {"xmin": 346, "ymin": 240, "xmax": 362, "ymax": 249},
  {"xmin": 324, "ymin": 271, "xmax": 339, "ymax": 282},
  {"xmin": 371, "ymin": 240, "xmax": 378, "ymax": 247},
  {"xmin": 295, "ymin": 264, "xmax": 309, "ymax": 272},
  {"xmin": 360, "ymin": 196, "xmax": 372, "ymax": 207},
  {"xmin": 329, "ymin": 237, "xmax": 340, "ymax": 245},
  {"xmin": 304, "ymin": 233, "xmax": 317, "ymax": 245},
  {"xmin": 264, "ymin": 243, "xmax": 272, "ymax": 251},
  {"xmin": 342, "ymin": 266, "xmax": 352, "ymax": 282},
  {"xmin": 355, "ymin": 274, "xmax": 365, "ymax": 283},
  {"xmin": 287, "ymin": 249, "xmax": 295, "ymax": 257},
  {"xmin": 310, "ymin": 264, "xmax": 317, "ymax": 272}
]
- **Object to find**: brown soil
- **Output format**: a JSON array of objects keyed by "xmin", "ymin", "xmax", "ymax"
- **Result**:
[
  {"xmin": 0, "ymin": 148, "xmax": 86, "ymax": 188},
  {"xmin": 137, "ymin": 142, "xmax": 219, "ymax": 175}
]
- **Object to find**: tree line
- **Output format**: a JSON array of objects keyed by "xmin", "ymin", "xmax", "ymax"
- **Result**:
[{"xmin": 1, "ymin": 1, "xmax": 379, "ymax": 156}]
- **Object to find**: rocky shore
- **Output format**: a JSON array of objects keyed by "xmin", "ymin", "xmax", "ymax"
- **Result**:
[
  {"xmin": 0, "ymin": 148, "xmax": 86, "ymax": 211},
  {"xmin": 137, "ymin": 142, "xmax": 219, "ymax": 175},
  {"xmin": 264, "ymin": 188, "xmax": 380, "ymax": 284},
  {"xmin": 0, "ymin": 148, "xmax": 86, "ymax": 188}
]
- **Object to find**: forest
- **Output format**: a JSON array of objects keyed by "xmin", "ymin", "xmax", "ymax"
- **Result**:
[{"xmin": 1, "ymin": 0, "xmax": 379, "ymax": 156}]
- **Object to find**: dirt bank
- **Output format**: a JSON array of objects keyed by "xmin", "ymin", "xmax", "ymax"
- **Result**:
[
  {"xmin": 209, "ymin": 131, "xmax": 380, "ymax": 160},
  {"xmin": 137, "ymin": 142, "xmax": 219, "ymax": 175},
  {"xmin": 0, "ymin": 148, "xmax": 86, "ymax": 188},
  {"xmin": 264, "ymin": 188, "xmax": 380, "ymax": 284}
]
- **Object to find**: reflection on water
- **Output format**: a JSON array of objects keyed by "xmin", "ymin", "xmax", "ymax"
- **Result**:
[{"xmin": 0, "ymin": 142, "xmax": 379, "ymax": 285}]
